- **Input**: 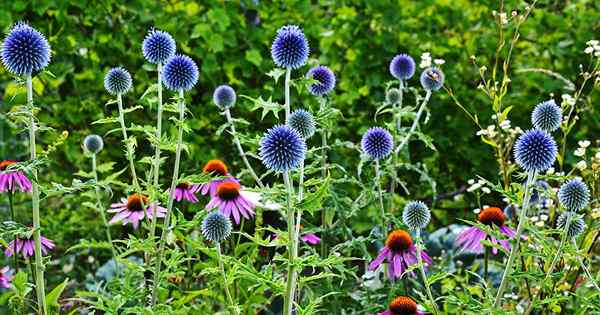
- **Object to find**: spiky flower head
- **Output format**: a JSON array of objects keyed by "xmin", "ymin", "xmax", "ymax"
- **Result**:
[
  {"xmin": 161, "ymin": 54, "xmax": 199, "ymax": 92},
  {"xmin": 386, "ymin": 88, "xmax": 401, "ymax": 104},
  {"xmin": 402, "ymin": 200, "xmax": 431, "ymax": 230},
  {"xmin": 288, "ymin": 109, "xmax": 316, "ymax": 139},
  {"xmin": 514, "ymin": 129, "xmax": 557, "ymax": 172},
  {"xmin": 83, "ymin": 134, "xmax": 104, "ymax": 154},
  {"xmin": 420, "ymin": 67, "xmax": 444, "ymax": 91},
  {"xmin": 306, "ymin": 65, "xmax": 335, "ymax": 95},
  {"xmin": 531, "ymin": 100, "xmax": 562, "ymax": 132},
  {"xmin": 389, "ymin": 54, "xmax": 416, "ymax": 80},
  {"xmin": 271, "ymin": 25, "xmax": 309, "ymax": 69},
  {"xmin": 213, "ymin": 85, "xmax": 236, "ymax": 109},
  {"xmin": 556, "ymin": 211, "xmax": 586, "ymax": 239},
  {"xmin": 202, "ymin": 212, "xmax": 232, "ymax": 243},
  {"xmin": 259, "ymin": 125, "xmax": 306, "ymax": 172},
  {"xmin": 142, "ymin": 28, "xmax": 176, "ymax": 65},
  {"xmin": 1, "ymin": 22, "xmax": 51, "ymax": 76},
  {"xmin": 104, "ymin": 67, "xmax": 132, "ymax": 95},
  {"xmin": 558, "ymin": 179, "xmax": 590, "ymax": 211},
  {"xmin": 361, "ymin": 127, "xmax": 393, "ymax": 160}
]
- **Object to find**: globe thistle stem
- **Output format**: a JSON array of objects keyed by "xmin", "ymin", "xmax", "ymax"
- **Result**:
[
  {"xmin": 151, "ymin": 89, "xmax": 185, "ymax": 305},
  {"xmin": 389, "ymin": 80, "xmax": 405, "ymax": 212},
  {"xmin": 494, "ymin": 170, "xmax": 537, "ymax": 307},
  {"xmin": 395, "ymin": 90, "xmax": 431, "ymax": 155},
  {"xmin": 216, "ymin": 242, "xmax": 238, "ymax": 315},
  {"xmin": 149, "ymin": 62, "xmax": 164, "ymax": 242},
  {"xmin": 27, "ymin": 74, "xmax": 47, "ymax": 315},
  {"xmin": 523, "ymin": 216, "xmax": 572, "ymax": 315},
  {"xmin": 91, "ymin": 153, "xmax": 119, "ymax": 274},
  {"xmin": 319, "ymin": 96, "xmax": 329, "ymax": 257},
  {"xmin": 224, "ymin": 108, "xmax": 264, "ymax": 188},
  {"xmin": 8, "ymin": 192, "xmax": 17, "ymax": 272},
  {"xmin": 283, "ymin": 170, "xmax": 298, "ymax": 315},
  {"xmin": 573, "ymin": 240, "xmax": 600, "ymax": 292},
  {"xmin": 375, "ymin": 159, "xmax": 386, "ymax": 235},
  {"xmin": 416, "ymin": 229, "xmax": 439, "ymax": 315},
  {"xmin": 284, "ymin": 67, "xmax": 292, "ymax": 123}
]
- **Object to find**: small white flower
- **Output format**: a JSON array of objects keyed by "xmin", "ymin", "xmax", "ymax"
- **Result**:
[
  {"xmin": 500, "ymin": 119, "xmax": 511, "ymax": 130},
  {"xmin": 473, "ymin": 208, "xmax": 481, "ymax": 214},
  {"xmin": 531, "ymin": 216, "xmax": 539, "ymax": 222},
  {"xmin": 535, "ymin": 221, "xmax": 544, "ymax": 227},
  {"xmin": 578, "ymin": 140, "xmax": 591, "ymax": 148},
  {"xmin": 499, "ymin": 13, "xmax": 508, "ymax": 25},
  {"xmin": 585, "ymin": 47, "xmax": 594, "ymax": 54},
  {"xmin": 540, "ymin": 214, "xmax": 549, "ymax": 221},
  {"xmin": 420, "ymin": 52, "xmax": 432, "ymax": 69},
  {"xmin": 576, "ymin": 160, "xmax": 587, "ymax": 170},
  {"xmin": 468, "ymin": 179, "xmax": 475, "ymax": 185},
  {"xmin": 546, "ymin": 167, "xmax": 555, "ymax": 175},
  {"xmin": 587, "ymin": 40, "xmax": 599, "ymax": 46},
  {"xmin": 574, "ymin": 147, "xmax": 586, "ymax": 157},
  {"xmin": 562, "ymin": 94, "xmax": 576, "ymax": 106},
  {"xmin": 434, "ymin": 59, "xmax": 445, "ymax": 65},
  {"xmin": 481, "ymin": 187, "xmax": 491, "ymax": 194}
]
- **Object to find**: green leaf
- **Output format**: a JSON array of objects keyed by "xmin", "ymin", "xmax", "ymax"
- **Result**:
[{"xmin": 46, "ymin": 278, "xmax": 69, "ymax": 308}]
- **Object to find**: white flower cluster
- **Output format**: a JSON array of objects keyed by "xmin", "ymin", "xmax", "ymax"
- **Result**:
[
  {"xmin": 467, "ymin": 179, "xmax": 491, "ymax": 194},
  {"xmin": 419, "ymin": 52, "xmax": 445, "ymax": 69},
  {"xmin": 584, "ymin": 40, "xmax": 600, "ymax": 56},
  {"xmin": 561, "ymin": 94, "xmax": 576, "ymax": 107},
  {"xmin": 574, "ymin": 140, "xmax": 591, "ymax": 170},
  {"xmin": 475, "ymin": 114, "xmax": 523, "ymax": 138},
  {"xmin": 530, "ymin": 214, "xmax": 549, "ymax": 227}
]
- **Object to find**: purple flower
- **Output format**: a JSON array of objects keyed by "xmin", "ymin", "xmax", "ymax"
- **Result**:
[
  {"xmin": 0, "ymin": 160, "xmax": 32, "ymax": 193},
  {"xmin": 368, "ymin": 229, "xmax": 432, "ymax": 280},
  {"xmin": 455, "ymin": 206, "xmax": 515, "ymax": 254},
  {"xmin": 199, "ymin": 159, "xmax": 237, "ymax": 197},
  {"xmin": 168, "ymin": 182, "xmax": 200, "ymax": 203},
  {"xmin": 5, "ymin": 234, "xmax": 55, "ymax": 258},
  {"xmin": 300, "ymin": 233, "xmax": 321, "ymax": 245},
  {"xmin": 205, "ymin": 180, "xmax": 257, "ymax": 225},
  {"xmin": 378, "ymin": 295, "xmax": 425, "ymax": 315},
  {"xmin": 0, "ymin": 266, "xmax": 12, "ymax": 289},
  {"xmin": 108, "ymin": 193, "xmax": 166, "ymax": 229}
]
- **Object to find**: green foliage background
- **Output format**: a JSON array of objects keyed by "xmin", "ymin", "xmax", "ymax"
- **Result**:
[{"xmin": 0, "ymin": 0, "xmax": 599, "ymax": 309}]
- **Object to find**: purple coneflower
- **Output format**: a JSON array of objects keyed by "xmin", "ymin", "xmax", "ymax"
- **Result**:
[
  {"xmin": 0, "ymin": 160, "xmax": 32, "ymax": 193},
  {"xmin": 108, "ymin": 193, "xmax": 166, "ymax": 229},
  {"xmin": 300, "ymin": 233, "xmax": 321, "ymax": 245},
  {"xmin": 168, "ymin": 181, "xmax": 200, "ymax": 203},
  {"xmin": 369, "ymin": 229, "xmax": 432, "ymax": 280},
  {"xmin": 0, "ymin": 266, "xmax": 11, "ymax": 288},
  {"xmin": 199, "ymin": 160, "xmax": 236, "ymax": 196},
  {"xmin": 5, "ymin": 234, "xmax": 54, "ymax": 258},
  {"xmin": 455, "ymin": 206, "xmax": 515, "ymax": 254},
  {"xmin": 206, "ymin": 181, "xmax": 256, "ymax": 225},
  {"xmin": 378, "ymin": 296, "xmax": 425, "ymax": 315}
]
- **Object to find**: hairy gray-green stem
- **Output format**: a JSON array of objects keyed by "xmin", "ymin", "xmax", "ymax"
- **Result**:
[
  {"xmin": 8, "ymin": 192, "xmax": 17, "ymax": 272},
  {"xmin": 375, "ymin": 159, "xmax": 386, "ymax": 235},
  {"xmin": 284, "ymin": 67, "xmax": 291, "ymax": 123},
  {"xmin": 224, "ymin": 108, "xmax": 264, "ymax": 188},
  {"xmin": 149, "ymin": 62, "xmax": 163, "ymax": 243},
  {"xmin": 494, "ymin": 170, "xmax": 537, "ymax": 307},
  {"xmin": 319, "ymin": 96, "xmax": 328, "ymax": 256},
  {"xmin": 91, "ymin": 153, "xmax": 118, "ymax": 273},
  {"xmin": 283, "ymin": 170, "xmax": 298, "ymax": 315},
  {"xmin": 216, "ymin": 242, "xmax": 239, "ymax": 315},
  {"xmin": 416, "ymin": 229, "xmax": 439, "ymax": 315},
  {"xmin": 151, "ymin": 89, "xmax": 185, "ymax": 305},
  {"xmin": 27, "ymin": 74, "xmax": 47, "ymax": 315},
  {"xmin": 389, "ymin": 80, "xmax": 405, "ymax": 212},
  {"xmin": 573, "ymin": 240, "xmax": 600, "ymax": 292},
  {"xmin": 395, "ymin": 89, "xmax": 431, "ymax": 154}
]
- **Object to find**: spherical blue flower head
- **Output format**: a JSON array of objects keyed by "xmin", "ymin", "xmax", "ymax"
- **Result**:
[
  {"xmin": 402, "ymin": 200, "xmax": 431, "ymax": 230},
  {"xmin": 557, "ymin": 211, "xmax": 585, "ymax": 239},
  {"xmin": 514, "ymin": 129, "xmax": 557, "ymax": 172},
  {"xmin": 558, "ymin": 179, "xmax": 590, "ymax": 211},
  {"xmin": 161, "ymin": 54, "xmax": 199, "ymax": 92},
  {"xmin": 305, "ymin": 65, "xmax": 335, "ymax": 95},
  {"xmin": 213, "ymin": 85, "xmax": 236, "ymax": 109},
  {"xmin": 386, "ymin": 88, "xmax": 401, "ymax": 104},
  {"xmin": 202, "ymin": 212, "xmax": 232, "ymax": 243},
  {"xmin": 84, "ymin": 134, "xmax": 104, "ymax": 154},
  {"xmin": 420, "ymin": 67, "xmax": 445, "ymax": 91},
  {"xmin": 104, "ymin": 67, "xmax": 132, "ymax": 95},
  {"xmin": 1, "ymin": 22, "xmax": 51, "ymax": 76},
  {"xmin": 531, "ymin": 99, "xmax": 562, "ymax": 132},
  {"xmin": 288, "ymin": 109, "xmax": 316, "ymax": 139},
  {"xmin": 271, "ymin": 25, "xmax": 309, "ymax": 69},
  {"xmin": 142, "ymin": 28, "xmax": 176, "ymax": 65},
  {"xmin": 389, "ymin": 54, "xmax": 416, "ymax": 80},
  {"xmin": 361, "ymin": 127, "xmax": 393, "ymax": 160},
  {"xmin": 259, "ymin": 125, "xmax": 306, "ymax": 172}
]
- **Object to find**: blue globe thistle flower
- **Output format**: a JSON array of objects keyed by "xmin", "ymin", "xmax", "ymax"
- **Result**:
[
  {"xmin": 420, "ymin": 67, "xmax": 445, "ymax": 91},
  {"xmin": 161, "ymin": 54, "xmax": 199, "ymax": 92},
  {"xmin": 305, "ymin": 65, "xmax": 335, "ymax": 95},
  {"xmin": 142, "ymin": 28, "xmax": 176, "ymax": 65},
  {"xmin": 84, "ymin": 134, "xmax": 104, "ymax": 154},
  {"xmin": 402, "ymin": 200, "xmax": 431, "ymax": 230},
  {"xmin": 386, "ymin": 88, "xmax": 401, "ymax": 104},
  {"xmin": 556, "ymin": 211, "xmax": 585, "ymax": 240},
  {"xmin": 1, "ymin": 22, "xmax": 51, "ymax": 76},
  {"xmin": 514, "ymin": 129, "xmax": 557, "ymax": 172},
  {"xmin": 531, "ymin": 100, "xmax": 562, "ymax": 132},
  {"xmin": 361, "ymin": 127, "xmax": 393, "ymax": 160},
  {"xmin": 558, "ymin": 179, "xmax": 590, "ymax": 211},
  {"xmin": 104, "ymin": 67, "xmax": 132, "ymax": 95},
  {"xmin": 288, "ymin": 109, "xmax": 316, "ymax": 139},
  {"xmin": 271, "ymin": 25, "xmax": 309, "ymax": 69},
  {"xmin": 389, "ymin": 54, "xmax": 416, "ymax": 80},
  {"xmin": 202, "ymin": 212, "xmax": 232, "ymax": 243},
  {"xmin": 213, "ymin": 85, "xmax": 236, "ymax": 109},
  {"xmin": 259, "ymin": 125, "xmax": 306, "ymax": 172}
]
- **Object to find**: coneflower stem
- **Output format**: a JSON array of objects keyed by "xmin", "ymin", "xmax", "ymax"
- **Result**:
[
  {"xmin": 494, "ymin": 169, "xmax": 537, "ymax": 307},
  {"xmin": 319, "ymin": 96, "xmax": 328, "ymax": 257},
  {"xmin": 149, "ymin": 62, "xmax": 163, "ymax": 243},
  {"xmin": 389, "ymin": 80, "xmax": 405, "ymax": 212},
  {"xmin": 224, "ymin": 108, "xmax": 264, "ymax": 188},
  {"xmin": 151, "ymin": 89, "xmax": 186, "ymax": 306},
  {"xmin": 523, "ymin": 216, "xmax": 572, "ymax": 315},
  {"xmin": 416, "ymin": 229, "xmax": 439, "ymax": 315},
  {"xmin": 573, "ymin": 240, "xmax": 600, "ymax": 292},
  {"xmin": 293, "ymin": 160, "xmax": 305, "ymax": 295},
  {"xmin": 395, "ymin": 90, "xmax": 431, "ymax": 155},
  {"xmin": 283, "ymin": 170, "xmax": 298, "ymax": 315},
  {"xmin": 8, "ymin": 192, "xmax": 18, "ymax": 272},
  {"xmin": 484, "ymin": 245, "xmax": 489, "ymax": 281},
  {"xmin": 216, "ymin": 242, "xmax": 238, "ymax": 315},
  {"xmin": 374, "ymin": 160, "xmax": 386, "ymax": 235},
  {"xmin": 27, "ymin": 74, "xmax": 47, "ymax": 315},
  {"xmin": 284, "ymin": 67, "xmax": 291, "ymax": 123},
  {"xmin": 91, "ymin": 153, "xmax": 118, "ymax": 274}
]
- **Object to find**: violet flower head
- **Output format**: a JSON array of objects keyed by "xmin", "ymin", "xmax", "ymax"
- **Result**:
[
  {"xmin": 271, "ymin": 25, "xmax": 309, "ymax": 69},
  {"xmin": 455, "ymin": 206, "xmax": 515, "ymax": 254},
  {"xmin": 368, "ymin": 229, "xmax": 432, "ymax": 280},
  {"xmin": 168, "ymin": 181, "xmax": 200, "ymax": 203},
  {"xmin": 205, "ymin": 180, "xmax": 257, "ymax": 225},
  {"xmin": 161, "ymin": 54, "xmax": 199, "ymax": 92},
  {"xmin": 142, "ymin": 28, "xmax": 176, "ymax": 65},
  {"xmin": 305, "ymin": 65, "xmax": 335, "ymax": 95},
  {"xmin": 5, "ymin": 234, "xmax": 54, "ymax": 258},
  {"xmin": 300, "ymin": 233, "xmax": 321, "ymax": 245},
  {"xmin": 361, "ymin": 127, "xmax": 393, "ymax": 160},
  {"xmin": 514, "ymin": 129, "xmax": 557, "ymax": 172},
  {"xmin": 389, "ymin": 54, "xmax": 416, "ymax": 80},
  {"xmin": 199, "ymin": 159, "xmax": 236, "ymax": 197},
  {"xmin": 0, "ymin": 160, "xmax": 32, "ymax": 193},
  {"xmin": 0, "ymin": 266, "xmax": 12, "ymax": 289},
  {"xmin": 108, "ymin": 193, "xmax": 166, "ymax": 229}
]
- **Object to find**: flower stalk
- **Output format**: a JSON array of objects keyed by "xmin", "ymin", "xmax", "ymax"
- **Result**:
[
  {"xmin": 224, "ymin": 108, "xmax": 264, "ymax": 188},
  {"xmin": 284, "ymin": 67, "xmax": 292, "ymax": 123},
  {"xmin": 389, "ymin": 80, "xmax": 405, "ymax": 212},
  {"xmin": 375, "ymin": 159, "xmax": 386, "ymax": 235},
  {"xmin": 283, "ymin": 170, "xmax": 298, "ymax": 315},
  {"xmin": 8, "ymin": 192, "xmax": 17, "ymax": 272},
  {"xmin": 149, "ymin": 62, "xmax": 164, "ymax": 240},
  {"xmin": 216, "ymin": 242, "xmax": 239, "ymax": 315},
  {"xmin": 395, "ymin": 90, "xmax": 431, "ymax": 154},
  {"xmin": 91, "ymin": 153, "xmax": 118, "ymax": 273},
  {"xmin": 416, "ymin": 229, "xmax": 439, "ymax": 315}
]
